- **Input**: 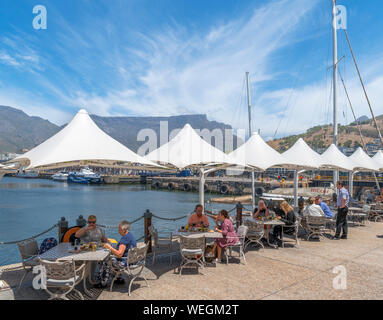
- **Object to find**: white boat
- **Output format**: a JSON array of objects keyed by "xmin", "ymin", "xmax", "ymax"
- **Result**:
[
  {"xmin": 16, "ymin": 170, "xmax": 39, "ymax": 178},
  {"xmin": 52, "ymin": 172, "xmax": 69, "ymax": 181}
]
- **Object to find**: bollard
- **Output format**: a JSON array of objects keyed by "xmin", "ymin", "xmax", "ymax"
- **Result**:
[
  {"xmin": 236, "ymin": 202, "xmax": 243, "ymax": 227},
  {"xmin": 58, "ymin": 217, "xmax": 68, "ymax": 243},
  {"xmin": 144, "ymin": 209, "xmax": 153, "ymax": 253},
  {"xmin": 76, "ymin": 215, "xmax": 87, "ymax": 227}
]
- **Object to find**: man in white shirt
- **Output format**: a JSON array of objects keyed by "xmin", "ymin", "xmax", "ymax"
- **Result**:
[{"xmin": 302, "ymin": 197, "xmax": 325, "ymax": 217}]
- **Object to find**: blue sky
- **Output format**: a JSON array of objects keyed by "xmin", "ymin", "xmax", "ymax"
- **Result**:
[{"xmin": 1, "ymin": 0, "xmax": 383, "ymax": 140}]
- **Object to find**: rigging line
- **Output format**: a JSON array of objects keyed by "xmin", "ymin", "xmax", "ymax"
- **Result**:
[
  {"xmin": 338, "ymin": 69, "xmax": 380, "ymax": 190},
  {"xmin": 273, "ymin": 62, "xmax": 306, "ymax": 139},
  {"xmin": 232, "ymin": 75, "xmax": 246, "ymax": 133},
  {"xmin": 341, "ymin": 24, "xmax": 383, "ymax": 149}
]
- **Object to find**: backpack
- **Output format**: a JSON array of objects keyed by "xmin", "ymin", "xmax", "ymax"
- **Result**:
[{"xmin": 38, "ymin": 237, "xmax": 58, "ymax": 255}]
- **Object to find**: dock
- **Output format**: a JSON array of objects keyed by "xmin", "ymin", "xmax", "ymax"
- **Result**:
[{"xmin": 1, "ymin": 221, "xmax": 383, "ymax": 300}]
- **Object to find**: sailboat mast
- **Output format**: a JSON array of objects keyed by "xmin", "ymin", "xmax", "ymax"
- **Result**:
[
  {"xmin": 246, "ymin": 72, "xmax": 256, "ymax": 211},
  {"xmin": 332, "ymin": 0, "xmax": 339, "ymax": 186}
]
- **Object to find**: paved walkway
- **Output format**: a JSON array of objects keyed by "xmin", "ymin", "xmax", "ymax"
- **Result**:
[{"xmin": 1, "ymin": 221, "xmax": 383, "ymax": 300}]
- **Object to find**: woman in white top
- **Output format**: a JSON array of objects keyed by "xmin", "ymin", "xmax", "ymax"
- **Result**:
[{"xmin": 303, "ymin": 197, "xmax": 325, "ymax": 217}]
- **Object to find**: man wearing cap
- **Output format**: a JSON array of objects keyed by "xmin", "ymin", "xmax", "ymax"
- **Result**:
[
  {"xmin": 333, "ymin": 181, "xmax": 349, "ymax": 240},
  {"xmin": 315, "ymin": 195, "xmax": 334, "ymax": 219}
]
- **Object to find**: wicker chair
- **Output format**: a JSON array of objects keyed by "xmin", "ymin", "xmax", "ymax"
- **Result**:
[
  {"xmin": 38, "ymin": 259, "xmax": 86, "ymax": 300},
  {"xmin": 178, "ymin": 235, "xmax": 205, "ymax": 276},
  {"xmin": 148, "ymin": 225, "xmax": 173, "ymax": 265},
  {"xmin": 244, "ymin": 220, "xmax": 264, "ymax": 250},
  {"xmin": 17, "ymin": 238, "xmax": 40, "ymax": 290},
  {"xmin": 305, "ymin": 216, "xmax": 327, "ymax": 240},
  {"xmin": 109, "ymin": 243, "xmax": 150, "ymax": 296},
  {"xmin": 224, "ymin": 225, "xmax": 248, "ymax": 264}
]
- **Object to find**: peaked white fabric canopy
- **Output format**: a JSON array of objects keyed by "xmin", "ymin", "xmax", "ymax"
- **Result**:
[
  {"xmin": 348, "ymin": 147, "xmax": 379, "ymax": 172},
  {"xmin": 11, "ymin": 109, "xmax": 160, "ymax": 169},
  {"xmin": 320, "ymin": 144, "xmax": 355, "ymax": 171},
  {"xmin": 227, "ymin": 132, "xmax": 289, "ymax": 171},
  {"xmin": 146, "ymin": 123, "xmax": 236, "ymax": 169},
  {"xmin": 282, "ymin": 138, "xmax": 323, "ymax": 170},
  {"xmin": 372, "ymin": 150, "xmax": 383, "ymax": 171}
]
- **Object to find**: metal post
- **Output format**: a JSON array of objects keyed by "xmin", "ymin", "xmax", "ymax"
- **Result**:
[
  {"xmin": 349, "ymin": 171, "xmax": 355, "ymax": 198},
  {"xmin": 58, "ymin": 217, "xmax": 68, "ymax": 243},
  {"xmin": 199, "ymin": 168, "xmax": 205, "ymax": 208},
  {"xmin": 293, "ymin": 170, "xmax": 298, "ymax": 208},
  {"xmin": 236, "ymin": 202, "xmax": 243, "ymax": 227},
  {"xmin": 246, "ymin": 72, "xmax": 256, "ymax": 212},
  {"xmin": 76, "ymin": 215, "xmax": 86, "ymax": 227},
  {"xmin": 332, "ymin": 0, "xmax": 339, "ymax": 187},
  {"xmin": 144, "ymin": 209, "xmax": 153, "ymax": 253}
]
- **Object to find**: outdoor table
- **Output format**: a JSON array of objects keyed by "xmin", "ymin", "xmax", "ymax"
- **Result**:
[
  {"xmin": 174, "ymin": 231, "xmax": 223, "ymax": 239},
  {"xmin": 38, "ymin": 242, "xmax": 110, "ymax": 296}
]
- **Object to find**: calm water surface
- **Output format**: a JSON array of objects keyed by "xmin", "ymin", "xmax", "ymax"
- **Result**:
[{"xmin": 0, "ymin": 177, "xmax": 230, "ymax": 266}]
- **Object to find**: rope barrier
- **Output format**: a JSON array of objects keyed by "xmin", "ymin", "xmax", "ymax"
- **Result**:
[
  {"xmin": 152, "ymin": 214, "xmax": 188, "ymax": 221},
  {"xmin": 97, "ymin": 215, "xmax": 144, "ymax": 229},
  {"xmin": 0, "ymin": 224, "xmax": 58, "ymax": 245}
]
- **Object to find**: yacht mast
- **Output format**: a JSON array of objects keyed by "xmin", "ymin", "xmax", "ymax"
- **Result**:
[
  {"xmin": 246, "ymin": 72, "xmax": 256, "ymax": 211},
  {"xmin": 332, "ymin": 0, "xmax": 339, "ymax": 187}
]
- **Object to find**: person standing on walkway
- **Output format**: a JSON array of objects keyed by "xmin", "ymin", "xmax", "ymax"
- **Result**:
[{"xmin": 333, "ymin": 181, "xmax": 349, "ymax": 240}]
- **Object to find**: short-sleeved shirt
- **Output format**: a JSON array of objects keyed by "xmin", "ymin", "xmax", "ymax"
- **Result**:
[
  {"xmin": 303, "ymin": 204, "xmax": 324, "ymax": 217},
  {"xmin": 188, "ymin": 213, "xmax": 209, "ymax": 228},
  {"xmin": 117, "ymin": 232, "xmax": 137, "ymax": 258},
  {"xmin": 254, "ymin": 208, "xmax": 267, "ymax": 217},
  {"xmin": 79, "ymin": 226, "xmax": 105, "ymax": 243},
  {"xmin": 319, "ymin": 202, "xmax": 334, "ymax": 218},
  {"xmin": 337, "ymin": 187, "xmax": 349, "ymax": 208}
]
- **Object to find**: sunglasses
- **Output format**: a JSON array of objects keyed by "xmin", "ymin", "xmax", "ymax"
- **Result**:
[{"xmin": 88, "ymin": 221, "xmax": 96, "ymax": 224}]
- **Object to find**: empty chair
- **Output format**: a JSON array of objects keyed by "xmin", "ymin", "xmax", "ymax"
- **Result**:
[
  {"xmin": 306, "ymin": 216, "xmax": 327, "ymax": 240},
  {"xmin": 244, "ymin": 220, "xmax": 264, "ymax": 250},
  {"xmin": 282, "ymin": 219, "xmax": 300, "ymax": 248},
  {"xmin": 17, "ymin": 238, "xmax": 40, "ymax": 290},
  {"xmin": 148, "ymin": 225, "xmax": 174, "ymax": 265},
  {"xmin": 178, "ymin": 235, "xmax": 205, "ymax": 276},
  {"xmin": 38, "ymin": 259, "xmax": 86, "ymax": 300},
  {"xmin": 109, "ymin": 242, "xmax": 150, "ymax": 296},
  {"xmin": 224, "ymin": 225, "xmax": 248, "ymax": 264}
]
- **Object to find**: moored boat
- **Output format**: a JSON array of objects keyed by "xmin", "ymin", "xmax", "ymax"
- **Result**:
[
  {"xmin": 67, "ymin": 167, "xmax": 101, "ymax": 184},
  {"xmin": 52, "ymin": 172, "xmax": 69, "ymax": 182}
]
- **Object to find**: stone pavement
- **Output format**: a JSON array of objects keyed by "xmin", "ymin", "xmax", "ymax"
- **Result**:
[{"xmin": 1, "ymin": 221, "xmax": 383, "ymax": 300}]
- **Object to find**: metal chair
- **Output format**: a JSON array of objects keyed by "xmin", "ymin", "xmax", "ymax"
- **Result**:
[
  {"xmin": 148, "ymin": 225, "xmax": 173, "ymax": 265},
  {"xmin": 38, "ymin": 258, "xmax": 86, "ymax": 300},
  {"xmin": 305, "ymin": 216, "xmax": 327, "ymax": 240},
  {"xmin": 224, "ymin": 225, "xmax": 248, "ymax": 264},
  {"xmin": 244, "ymin": 220, "xmax": 264, "ymax": 250},
  {"xmin": 109, "ymin": 243, "xmax": 150, "ymax": 296},
  {"xmin": 282, "ymin": 219, "xmax": 300, "ymax": 248},
  {"xmin": 17, "ymin": 238, "xmax": 39, "ymax": 290},
  {"xmin": 178, "ymin": 235, "xmax": 205, "ymax": 276}
]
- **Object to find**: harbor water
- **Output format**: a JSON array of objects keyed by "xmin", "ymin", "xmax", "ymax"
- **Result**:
[{"xmin": 0, "ymin": 177, "xmax": 231, "ymax": 266}]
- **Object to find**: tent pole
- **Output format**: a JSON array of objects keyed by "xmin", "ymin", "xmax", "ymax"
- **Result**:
[
  {"xmin": 246, "ymin": 72, "xmax": 255, "ymax": 212},
  {"xmin": 293, "ymin": 170, "xmax": 298, "ymax": 208},
  {"xmin": 199, "ymin": 168, "xmax": 205, "ymax": 208},
  {"xmin": 349, "ymin": 171, "xmax": 354, "ymax": 198}
]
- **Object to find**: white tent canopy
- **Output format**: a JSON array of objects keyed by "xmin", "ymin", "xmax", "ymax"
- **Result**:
[
  {"xmin": 320, "ymin": 144, "xmax": 355, "ymax": 171},
  {"xmin": 282, "ymin": 138, "xmax": 323, "ymax": 170},
  {"xmin": 227, "ymin": 132, "xmax": 290, "ymax": 171},
  {"xmin": 372, "ymin": 150, "xmax": 383, "ymax": 171},
  {"xmin": 348, "ymin": 147, "xmax": 379, "ymax": 172},
  {"xmin": 146, "ymin": 123, "xmax": 236, "ymax": 169},
  {"xmin": 11, "ymin": 109, "xmax": 160, "ymax": 170}
]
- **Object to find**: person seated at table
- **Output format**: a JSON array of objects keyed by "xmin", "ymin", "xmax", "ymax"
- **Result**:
[
  {"xmin": 376, "ymin": 189, "xmax": 383, "ymax": 202},
  {"xmin": 96, "ymin": 220, "xmax": 137, "ymax": 288},
  {"xmin": 297, "ymin": 197, "xmax": 305, "ymax": 216},
  {"xmin": 188, "ymin": 204, "xmax": 209, "ymax": 228},
  {"xmin": 253, "ymin": 200, "xmax": 269, "ymax": 219},
  {"xmin": 75, "ymin": 214, "xmax": 108, "ymax": 243},
  {"xmin": 211, "ymin": 210, "xmax": 239, "ymax": 263},
  {"xmin": 302, "ymin": 197, "xmax": 325, "ymax": 217},
  {"xmin": 272, "ymin": 201, "xmax": 296, "ymax": 247},
  {"xmin": 315, "ymin": 195, "xmax": 334, "ymax": 218}
]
